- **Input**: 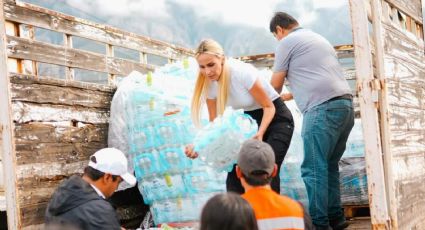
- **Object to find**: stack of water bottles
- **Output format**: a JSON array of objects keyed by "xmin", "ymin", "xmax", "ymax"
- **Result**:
[
  {"xmin": 339, "ymin": 118, "xmax": 369, "ymax": 205},
  {"xmin": 118, "ymin": 58, "xmax": 227, "ymax": 225},
  {"xmin": 279, "ymin": 99, "xmax": 309, "ymax": 209},
  {"xmin": 193, "ymin": 107, "xmax": 258, "ymax": 172}
]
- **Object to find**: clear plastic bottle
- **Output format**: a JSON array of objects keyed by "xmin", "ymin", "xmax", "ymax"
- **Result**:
[
  {"xmin": 134, "ymin": 151, "xmax": 161, "ymax": 179},
  {"xmin": 193, "ymin": 108, "xmax": 258, "ymax": 172}
]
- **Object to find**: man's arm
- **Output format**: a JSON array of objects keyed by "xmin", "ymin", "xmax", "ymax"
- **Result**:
[{"xmin": 270, "ymin": 71, "xmax": 287, "ymax": 94}]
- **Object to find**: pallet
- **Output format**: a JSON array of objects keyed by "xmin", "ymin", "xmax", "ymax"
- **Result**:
[
  {"xmin": 347, "ymin": 217, "xmax": 372, "ymax": 230},
  {"xmin": 344, "ymin": 204, "xmax": 370, "ymax": 218}
]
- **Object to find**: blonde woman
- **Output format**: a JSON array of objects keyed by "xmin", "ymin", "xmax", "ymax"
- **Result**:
[{"xmin": 185, "ymin": 39, "xmax": 294, "ymax": 194}]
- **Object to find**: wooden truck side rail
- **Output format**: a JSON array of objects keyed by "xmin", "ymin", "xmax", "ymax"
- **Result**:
[
  {"xmin": 0, "ymin": 0, "xmax": 194, "ymax": 229},
  {"xmin": 1, "ymin": 0, "xmax": 424, "ymax": 229}
]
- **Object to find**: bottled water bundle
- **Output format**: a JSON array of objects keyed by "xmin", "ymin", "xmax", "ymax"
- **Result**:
[
  {"xmin": 339, "ymin": 157, "xmax": 369, "ymax": 205},
  {"xmin": 342, "ymin": 119, "xmax": 365, "ymax": 158},
  {"xmin": 108, "ymin": 58, "xmax": 227, "ymax": 225},
  {"xmin": 340, "ymin": 118, "xmax": 368, "ymax": 205},
  {"xmin": 150, "ymin": 193, "xmax": 213, "ymax": 224},
  {"xmin": 138, "ymin": 167, "xmax": 226, "ymax": 205},
  {"xmin": 276, "ymin": 100, "xmax": 308, "ymax": 208},
  {"xmin": 193, "ymin": 107, "xmax": 258, "ymax": 172}
]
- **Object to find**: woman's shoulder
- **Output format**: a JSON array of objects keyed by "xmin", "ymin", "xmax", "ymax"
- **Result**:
[{"xmin": 227, "ymin": 58, "xmax": 257, "ymax": 77}]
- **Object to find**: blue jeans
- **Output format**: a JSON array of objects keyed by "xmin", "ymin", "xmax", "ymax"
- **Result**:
[{"xmin": 301, "ymin": 98, "xmax": 354, "ymax": 226}]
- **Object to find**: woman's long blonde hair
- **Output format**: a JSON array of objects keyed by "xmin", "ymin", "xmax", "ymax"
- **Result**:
[{"xmin": 191, "ymin": 39, "xmax": 230, "ymax": 127}]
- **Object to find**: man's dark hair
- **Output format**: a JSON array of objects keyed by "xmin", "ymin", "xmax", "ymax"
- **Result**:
[
  {"xmin": 269, "ymin": 12, "xmax": 299, "ymax": 33},
  {"xmin": 200, "ymin": 193, "xmax": 258, "ymax": 230},
  {"xmin": 243, "ymin": 171, "xmax": 273, "ymax": 186},
  {"xmin": 84, "ymin": 166, "xmax": 120, "ymax": 181},
  {"xmin": 84, "ymin": 155, "xmax": 119, "ymax": 181}
]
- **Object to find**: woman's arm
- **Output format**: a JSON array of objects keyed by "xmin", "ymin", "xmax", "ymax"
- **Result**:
[
  {"xmin": 249, "ymin": 79, "xmax": 276, "ymax": 141},
  {"xmin": 185, "ymin": 98, "xmax": 217, "ymax": 159}
]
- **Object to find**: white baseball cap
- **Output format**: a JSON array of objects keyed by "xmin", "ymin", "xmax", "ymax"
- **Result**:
[{"xmin": 88, "ymin": 148, "xmax": 136, "ymax": 186}]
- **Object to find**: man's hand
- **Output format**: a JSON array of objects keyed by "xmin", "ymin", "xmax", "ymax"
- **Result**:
[{"xmin": 280, "ymin": 93, "xmax": 293, "ymax": 101}]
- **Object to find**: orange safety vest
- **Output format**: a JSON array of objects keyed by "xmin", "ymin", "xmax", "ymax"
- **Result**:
[{"xmin": 242, "ymin": 187, "xmax": 305, "ymax": 230}]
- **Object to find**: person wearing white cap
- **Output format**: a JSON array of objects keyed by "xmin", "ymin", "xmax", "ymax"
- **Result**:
[{"xmin": 45, "ymin": 148, "xmax": 136, "ymax": 230}]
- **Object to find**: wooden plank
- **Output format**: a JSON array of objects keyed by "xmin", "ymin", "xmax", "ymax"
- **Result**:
[
  {"xmin": 6, "ymin": 35, "xmax": 156, "ymax": 75},
  {"xmin": 19, "ymin": 24, "xmax": 37, "ymax": 76},
  {"xmin": 3, "ymin": 2, "xmax": 194, "ymax": 60},
  {"xmin": 370, "ymin": 0, "xmax": 404, "ymax": 228},
  {"xmin": 349, "ymin": 0, "xmax": 391, "ymax": 228},
  {"xmin": 9, "ymin": 73, "xmax": 115, "ymax": 92},
  {"xmin": 391, "ymin": 154, "xmax": 425, "ymax": 180},
  {"xmin": 386, "ymin": 79, "xmax": 425, "ymax": 110},
  {"xmin": 17, "ymin": 175, "xmax": 73, "ymax": 212},
  {"xmin": 236, "ymin": 47, "xmax": 355, "ymax": 70},
  {"xmin": 15, "ymin": 141, "xmax": 106, "ymax": 165},
  {"xmin": 380, "ymin": 0, "xmax": 425, "ymax": 228},
  {"xmin": 390, "ymin": 130, "xmax": 425, "ymax": 158},
  {"xmin": 0, "ymin": 0, "xmax": 20, "ymax": 228},
  {"xmin": 22, "ymin": 224, "xmax": 44, "ymax": 230},
  {"xmin": 11, "ymin": 81, "xmax": 113, "ymax": 108},
  {"xmin": 16, "ymin": 161, "xmax": 86, "ymax": 180},
  {"xmin": 394, "ymin": 178, "xmax": 425, "ymax": 228},
  {"xmin": 12, "ymin": 101, "xmax": 110, "ymax": 124},
  {"xmin": 14, "ymin": 122, "xmax": 108, "ymax": 144},
  {"xmin": 347, "ymin": 217, "xmax": 372, "ymax": 230},
  {"xmin": 18, "ymin": 186, "xmax": 58, "ymax": 208},
  {"xmin": 20, "ymin": 202, "xmax": 47, "ymax": 227},
  {"xmin": 385, "ymin": 0, "xmax": 423, "ymax": 23},
  {"xmin": 63, "ymin": 34, "xmax": 74, "ymax": 80},
  {"xmin": 388, "ymin": 106, "xmax": 425, "ymax": 130}
]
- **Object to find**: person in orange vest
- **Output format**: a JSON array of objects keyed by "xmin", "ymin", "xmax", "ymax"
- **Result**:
[{"xmin": 236, "ymin": 139, "xmax": 312, "ymax": 230}]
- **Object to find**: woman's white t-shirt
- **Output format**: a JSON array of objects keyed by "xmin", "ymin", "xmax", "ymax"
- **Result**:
[{"xmin": 207, "ymin": 58, "xmax": 279, "ymax": 111}]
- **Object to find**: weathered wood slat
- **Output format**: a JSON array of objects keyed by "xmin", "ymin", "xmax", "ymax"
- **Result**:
[
  {"xmin": 384, "ymin": 0, "xmax": 423, "ymax": 23},
  {"xmin": 18, "ymin": 186, "xmax": 57, "ymax": 208},
  {"xmin": 12, "ymin": 101, "xmax": 110, "ymax": 123},
  {"xmin": 392, "ymin": 155, "xmax": 425, "ymax": 183},
  {"xmin": 382, "ymin": 23, "xmax": 425, "ymax": 69},
  {"xmin": 22, "ymin": 224, "xmax": 44, "ymax": 230},
  {"xmin": 388, "ymin": 106, "xmax": 425, "ymax": 130},
  {"xmin": 10, "ymin": 73, "xmax": 115, "ymax": 92},
  {"xmin": 237, "ymin": 48, "xmax": 355, "ymax": 70},
  {"xmin": 3, "ymin": 2, "xmax": 194, "ymax": 60},
  {"xmin": 14, "ymin": 123, "xmax": 108, "ymax": 144},
  {"xmin": 6, "ymin": 35, "xmax": 156, "ymax": 75},
  {"xmin": 16, "ymin": 141, "xmax": 106, "ymax": 165},
  {"xmin": 16, "ymin": 161, "xmax": 86, "ymax": 180},
  {"xmin": 17, "ymin": 175, "xmax": 71, "ymax": 191},
  {"xmin": 349, "ymin": 0, "xmax": 391, "ymax": 228},
  {"xmin": 387, "ymin": 79, "xmax": 425, "ymax": 110},
  {"xmin": 390, "ymin": 130, "xmax": 425, "ymax": 157},
  {"xmin": 394, "ymin": 178, "xmax": 425, "ymax": 228},
  {"xmin": 11, "ymin": 81, "xmax": 113, "ymax": 108},
  {"xmin": 0, "ymin": 0, "xmax": 20, "ymax": 228},
  {"xmin": 21, "ymin": 202, "xmax": 47, "ymax": 227}
]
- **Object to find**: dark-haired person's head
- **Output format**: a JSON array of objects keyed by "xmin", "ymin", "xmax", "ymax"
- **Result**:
[
  {"xmin": 236, "ymin": 139, "xmax": 277, "ymax": 187},
  {"xmin": 200, "ymin": 193, "xmax": 258, "ymax": 230},
  {"xmin": 269, "ymin": 12, "xmax": 299, "ymax": 40},
  {"xmin": 82, "ymin": 148, "xmax": 136, "ymax": 198}
]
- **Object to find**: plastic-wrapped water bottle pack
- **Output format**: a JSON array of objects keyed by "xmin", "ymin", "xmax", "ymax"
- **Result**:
[
  {"xmin": 109, "ymin": 58, "xmax": 230, "ymax": 225},
  {"xmin": 193, "ymin": 107, "xmax": 258, "ymax": 172}
]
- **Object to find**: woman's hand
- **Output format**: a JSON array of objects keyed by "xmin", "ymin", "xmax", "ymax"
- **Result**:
[
  {"xmin": 184, "ymin": 144, "xmax": 199, "ymax": 159},
  {"xmin": 252, "ymin": 131, "xmax": 264, "ymax": 141}
]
